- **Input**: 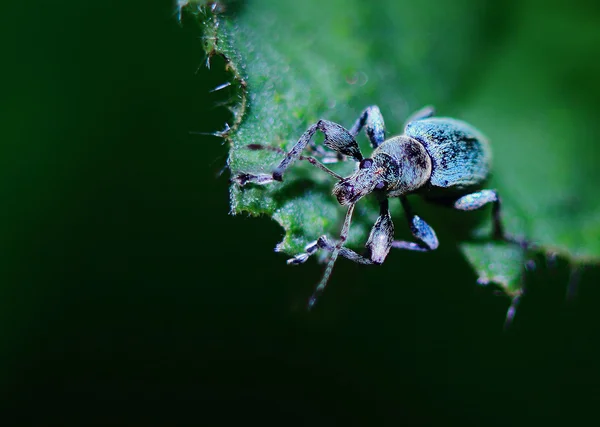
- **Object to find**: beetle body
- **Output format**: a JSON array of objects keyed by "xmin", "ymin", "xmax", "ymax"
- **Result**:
[
  {"xmin": 334, "ymin": 117, "xmax": 491, "ymax": 207},
  {"xmin": 405, "ymin": 117, "xmax": 491, "ymax": 190},
  {"xmin": 235, "ymin": 106, "xmax": 505, "ymax": 308}
]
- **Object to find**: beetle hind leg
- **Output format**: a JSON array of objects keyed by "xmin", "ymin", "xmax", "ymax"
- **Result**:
[{"xmin": 453, "ymin": 189, "xmax": 504, "ymax": 239}]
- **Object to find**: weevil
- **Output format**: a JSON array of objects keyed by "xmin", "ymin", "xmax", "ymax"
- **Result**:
[{"xmin": 234, "ymin": 105, "xmax": 510, "ymax": 308}]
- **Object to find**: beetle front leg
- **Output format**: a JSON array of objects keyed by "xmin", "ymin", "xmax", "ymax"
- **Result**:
[
  {"xmin": 234, "ymin": 144, "xmax": 344, "ymax": 185},
  {"xmin": 453, "ymin": 189, "xmax": 504, "ymax": 239},
  {"xmin": 287, "ymin": 235, "xmax": 376, "ymax": 266},
  {"xmin": 273, "ymin": 120, "xmax": 363, "ymax": 181},
  {"xmin": 392, "ymin": 196, "xmax": 439, "ymax": 252},
  {"xmin": 233, "ymin": 124, "xmax": 317, "ymax": 186},
  {"xmin": 233, "ymin": 120, "xmax": 363, "ymax": 186},
  {"xmin": 287, "ymin": 199, "xmax": 395, "ymax": 266}
]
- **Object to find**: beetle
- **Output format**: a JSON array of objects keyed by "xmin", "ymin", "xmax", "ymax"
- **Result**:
[{"xmin": 234, "ymin": 105, "xmax": 509, "ymax": 308}]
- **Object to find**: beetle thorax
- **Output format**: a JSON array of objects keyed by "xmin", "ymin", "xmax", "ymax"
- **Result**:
[
  {"xmin": 332, "ymin": 136, "xmax": 432, "ymax": 205},
  {"xmin": 373, "ymin": 135, "xmax": 432, "ymax": 195}
]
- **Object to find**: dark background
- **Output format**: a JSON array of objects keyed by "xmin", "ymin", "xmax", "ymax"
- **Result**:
[{"xmin": 2, "ymin": 1, "xmax": 600, "ymax": 425}]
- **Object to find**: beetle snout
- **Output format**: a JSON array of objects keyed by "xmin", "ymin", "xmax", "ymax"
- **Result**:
[{"xmin": 333, "ymin": 179, "xmax": 357, "ymax": 206}]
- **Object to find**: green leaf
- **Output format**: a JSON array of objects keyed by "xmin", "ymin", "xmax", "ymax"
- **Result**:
[
  {"xmin": 191, "ymin": 0, "xmax": 600, "ymax": 294},
  {"xmin": 461, "ymin": 242, "xmax": 526, "ymax": 296}
]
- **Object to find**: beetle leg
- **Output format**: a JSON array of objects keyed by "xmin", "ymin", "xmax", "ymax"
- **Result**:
[
  {"xmin": 287, "ymin": 236, "xmax": 375, "ymax": 266},
  {"xmin": 288, "ymin": 199, "xmax": 395, "ymax": 266},
  {"xmin": 365, "ymin": 199, "xmax": 395, "ymax": 263},
  {"xmin": 308, "ymin": 204, "xmax": 357, "ymax": 309},
  {"xmin": 349, "ymin": 105, "xmax": 386, "ymax": 148},
  {"xmin": 295, "ymin": 197, "xmax": 440, "ymax": 256},
  {"xmin": 453, "ymin": 189, "xmax": 504, "ymax": 239},
  {"xmin": 255, "ymin": 139, "xmax": 341, "ymax": 164},
  {"xmin": 403, "ymin": 105, "xmax": 435, "ymax": 129},
  {"xmin": 391, "ymin": 196, "xmax": 439, "ymax": 252},
  {"xmin": 235, "ymin": 144, "xmax": 344, "ymax": 183},
  {"xmin": 316, "ymin": 236, "xmax": 375, "ymax": 264},
  {"xmin": 286, "ymin": 239, "xmax": 321, "ymax": 265},
  {"xmin": 273, "ymin": 120, "xmax": 363, "ymax": 182},
  {"xmin": 245, "ymin": 140, "xmax": 342, "ymax": 164},
  {"xmin": 233, "ymin": 120, "xmax": 363, "ymax": 186},
  {"xmin": 288, "ymin": 235, "xmax": 375, "ymax": 265}
]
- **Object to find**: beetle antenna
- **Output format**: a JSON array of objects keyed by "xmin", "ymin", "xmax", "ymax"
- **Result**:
[{"xmin": 308, "ymin": 203, "xmax": 356, "ymax": 309}]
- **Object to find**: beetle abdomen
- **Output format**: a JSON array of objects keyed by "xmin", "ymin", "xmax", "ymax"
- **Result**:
[{"xmin": 405, "ymin": 117, "xmax": 491, "ymax": 189}]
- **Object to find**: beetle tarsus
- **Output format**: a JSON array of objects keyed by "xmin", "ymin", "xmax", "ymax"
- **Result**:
[
  {"xmin": 287, "ymin": 253, "xmax": 309, "ymax": 265},
  {"xmin": 503, "ymin": 292, "xmax": 523, "ymax": 330}
]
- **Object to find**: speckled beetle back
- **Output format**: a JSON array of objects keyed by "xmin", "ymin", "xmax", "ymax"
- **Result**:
[{"xmin": 405, "ymin": 117, "xmax": 491, "ymax": 190}]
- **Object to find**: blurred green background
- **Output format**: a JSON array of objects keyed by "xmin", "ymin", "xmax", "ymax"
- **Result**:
[{"xmin": 1, "ymin": 0, "xmax": 600, "ymax": 425}]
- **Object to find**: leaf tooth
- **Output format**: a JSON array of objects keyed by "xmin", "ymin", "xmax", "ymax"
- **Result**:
[{"xmin": 210, "ymin": 82, "xmax": 232, "ymax": 92}]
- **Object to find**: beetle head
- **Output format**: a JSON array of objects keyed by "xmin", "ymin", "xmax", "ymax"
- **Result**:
[{"xmin": 332, "ymin": 158, "xmax": 380, "ymax": 205}]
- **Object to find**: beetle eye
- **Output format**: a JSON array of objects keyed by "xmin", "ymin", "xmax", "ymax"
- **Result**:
[
  {"xmin": 375, "ymin": 181, "xmax": 386, "ymax": 190},
  {"xmin": 359, "ymin": 158, "xmax": 373, "ymax": 169}
]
